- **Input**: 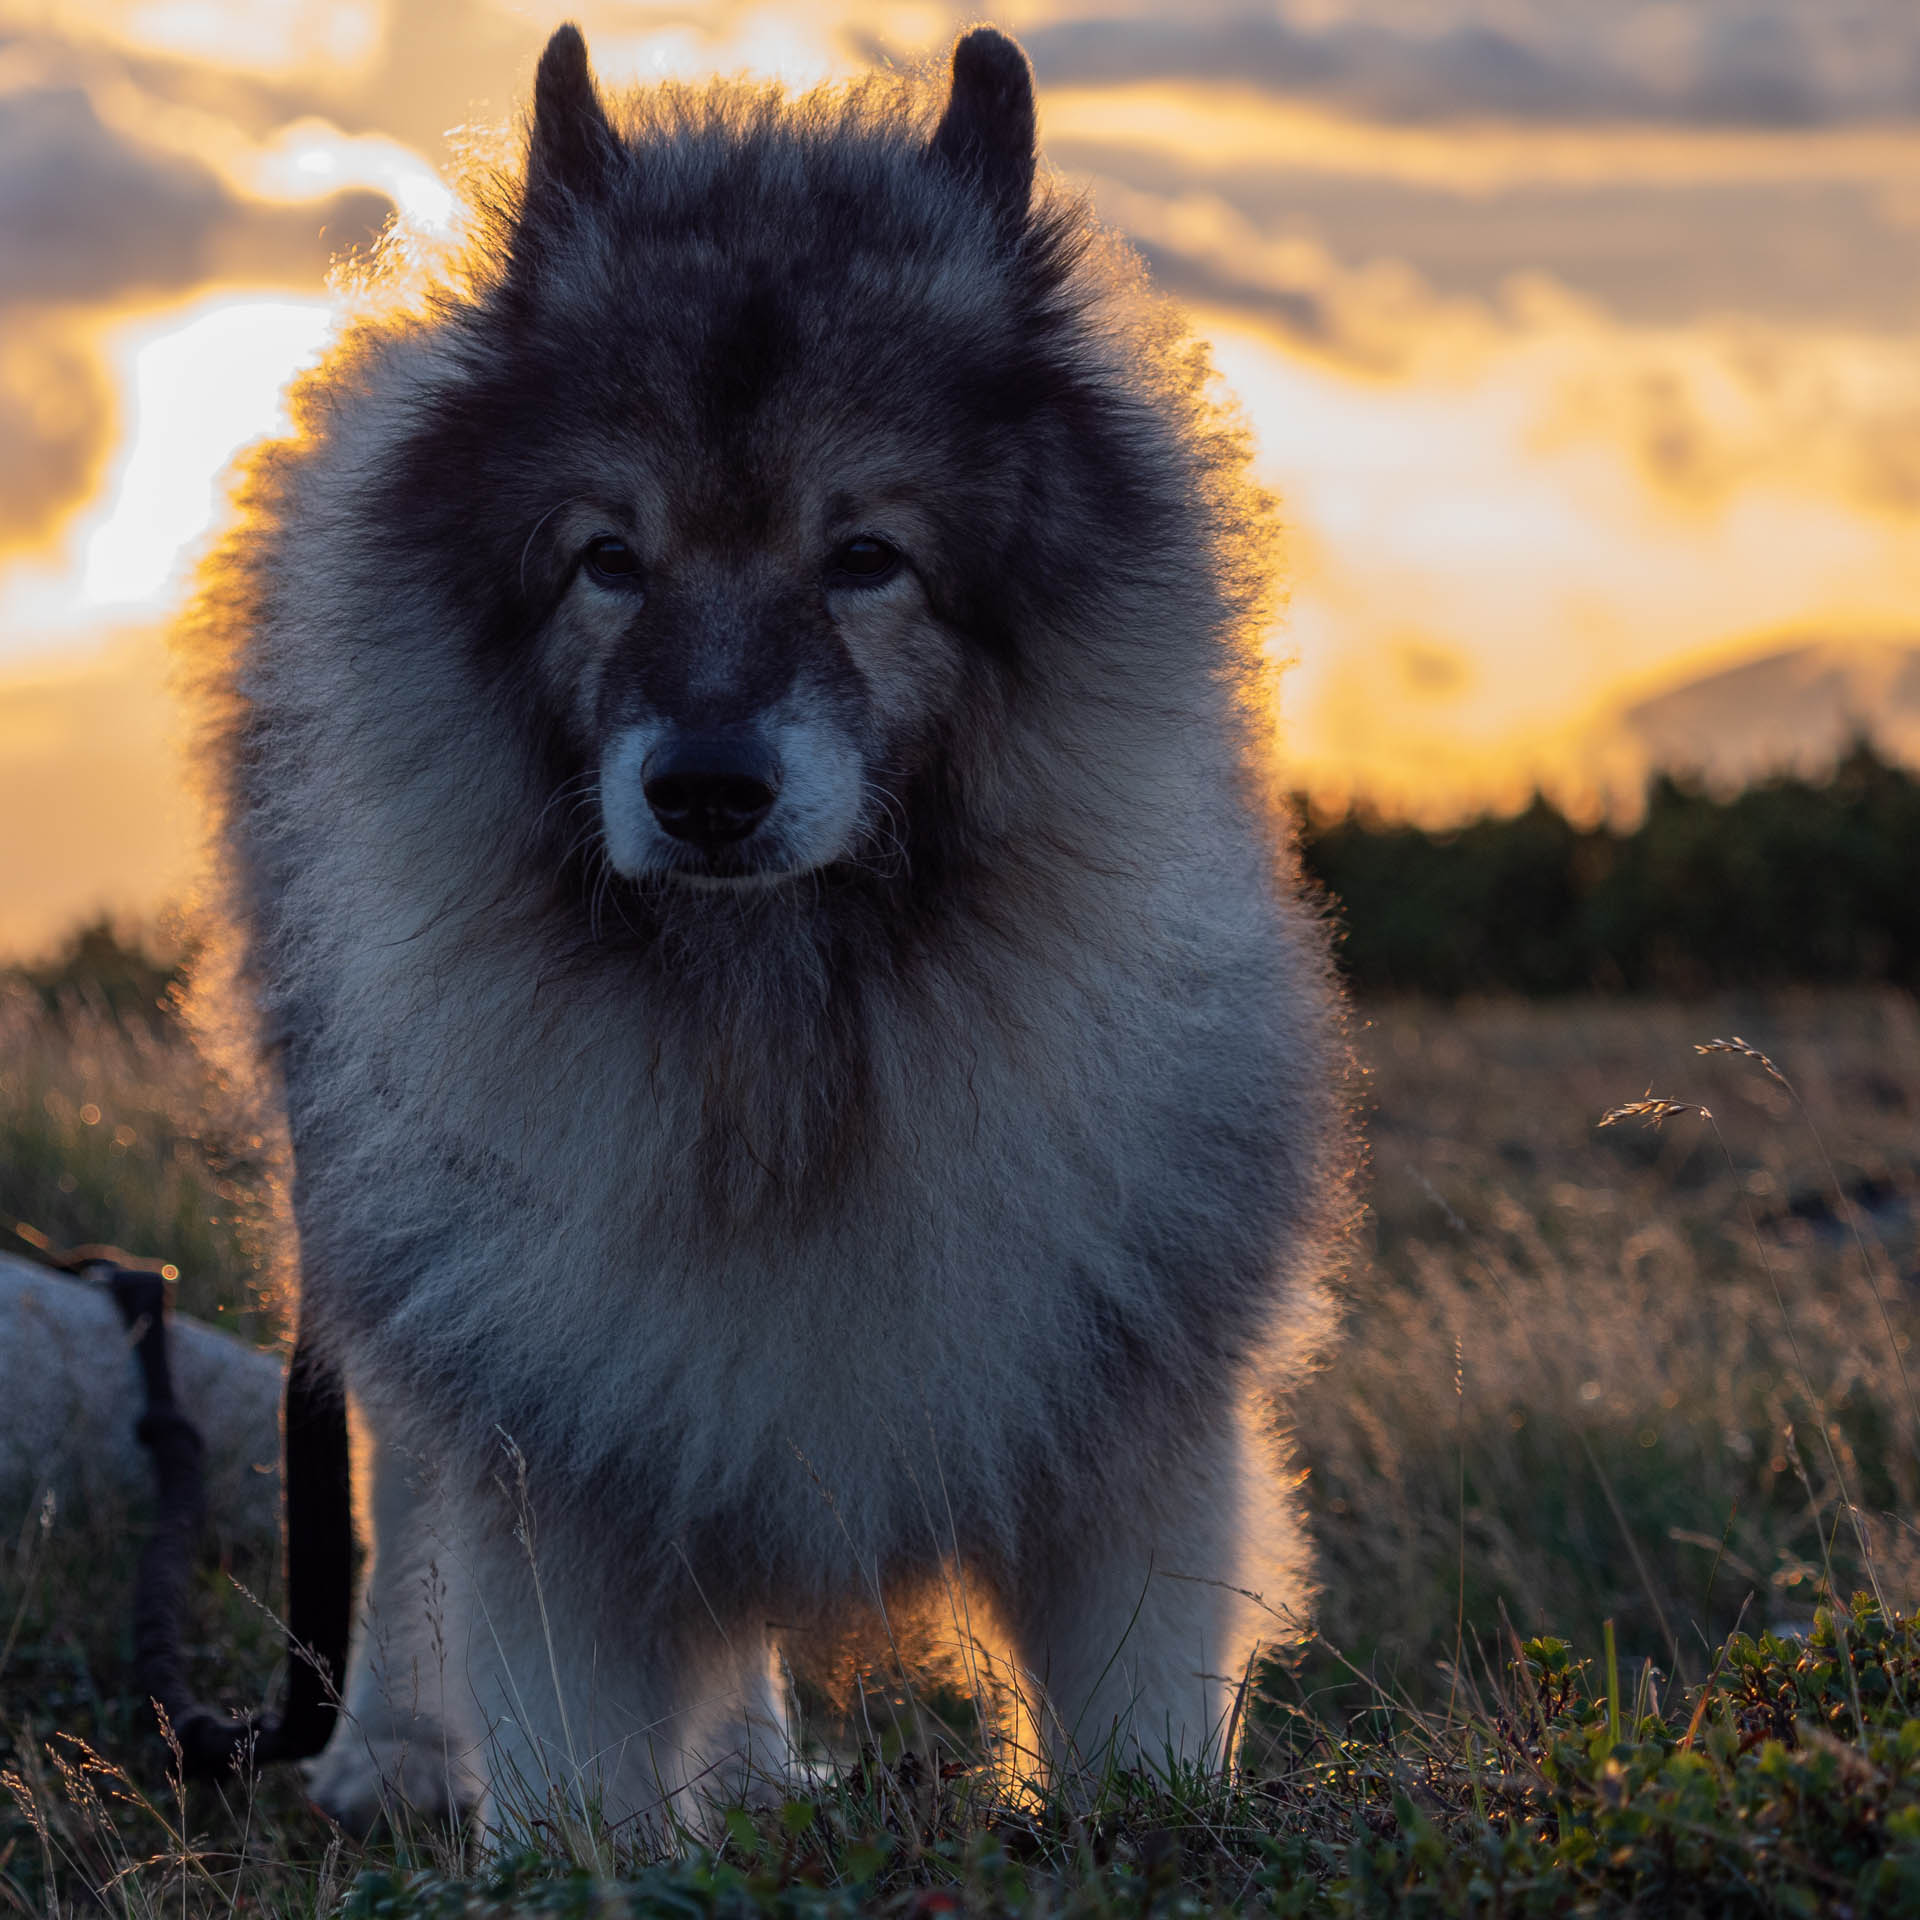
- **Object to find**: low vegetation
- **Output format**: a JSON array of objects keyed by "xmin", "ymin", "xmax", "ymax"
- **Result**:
[{"xmin": 6, "ymin": 928, "xmax": 1920, "ymax": 1913}]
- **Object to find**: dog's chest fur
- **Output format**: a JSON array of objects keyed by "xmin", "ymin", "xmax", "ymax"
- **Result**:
[{"xmin": 281, "ymin": 839, "xmax": 1303, "ymax": 1590}]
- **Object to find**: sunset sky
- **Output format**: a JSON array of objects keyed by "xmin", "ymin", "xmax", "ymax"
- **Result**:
[{"xmin": 2, "ymin": 0, "xmax": 1918, "ymax": 953}]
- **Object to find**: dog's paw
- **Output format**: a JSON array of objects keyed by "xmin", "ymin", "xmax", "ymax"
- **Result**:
[{"xmin": 304, "ymin": 1725, "xmax": 476, "ymax": 1836}]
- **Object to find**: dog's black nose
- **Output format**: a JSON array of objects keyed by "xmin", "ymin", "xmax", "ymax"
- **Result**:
[{"xmin": 642, "ymin": 734, "xmax": 780, "ymax": 848}]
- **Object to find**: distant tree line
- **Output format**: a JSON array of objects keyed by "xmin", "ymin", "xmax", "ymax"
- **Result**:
[
  {"xmin": 13, "ymin": 741, "xmax": 1920, "ymax": 1007},
  {"xmin": 15, "ymin": 917, "xmax": 187, "ymax": 1026},
  {"xmin": 1299, "ymin": 739, "xmax": 1920, "ymax": 996}
]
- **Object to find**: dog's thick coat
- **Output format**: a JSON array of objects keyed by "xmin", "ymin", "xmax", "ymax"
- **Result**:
[{"xmin": 190, "ymin": 22, "xmax": 1344, "ymax": 1830}]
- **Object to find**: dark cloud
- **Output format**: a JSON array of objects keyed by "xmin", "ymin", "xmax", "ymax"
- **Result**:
[
  {"xmin": 0, "ymin": 84, "xmax": 391, "ymax": 305},
  {"xmin": 0, "ymin": 86, "xmax": 228, "ymax": 303},
  {"xmin": 0, "ymin": 320, "xmax": 109, "ymax": 546},
  {"xmin": 1016, "ymin": 18, "xmax": 1601, "ymax": 122},
  {"xmin": 0, "ymin": 80, "xmax": 389, "ymax": 546},
  {"xmin": 1123, "ymin": 239, "xmax": 1333, "ymax": 348},
  {"xmin": 68, "ymin": 0, "xmax": 538, "ymax": 157},
  {"xmin": 1007, "ymin": 5, "xmax": 1920, "ymax": 127},
  {"xmin": 1058, "ymin": 141, "xmax": 1920, "ymax": 335}
]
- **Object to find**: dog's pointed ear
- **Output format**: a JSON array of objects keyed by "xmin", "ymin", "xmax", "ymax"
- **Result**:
[
  {"xmin": 526, "ymin": 22, "xmax": 618, "ymax": 207},
  {"xmin": 929, "ymin": 27, "xmax": 1035, "ymax": 233}
]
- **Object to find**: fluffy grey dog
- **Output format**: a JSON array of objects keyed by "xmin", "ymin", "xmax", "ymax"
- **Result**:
[{"xmin": 189, "ymin": 20, "xmax": 1344, "ymax": 1833}]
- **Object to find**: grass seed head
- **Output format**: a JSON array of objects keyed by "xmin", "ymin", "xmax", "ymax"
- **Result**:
[{"xmin": 1597, "ymin": 1090, "xmax": 1713, "ymax": 1129}]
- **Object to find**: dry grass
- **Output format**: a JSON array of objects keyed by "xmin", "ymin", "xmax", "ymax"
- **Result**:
[
  {"xmin": 1288, "ymin": 990, "xmax": 1920, "ymax": 1720},
  {"xmin": 7, "ymin": 974, "xmax": 1920, "ymax": 1912},
  {"xmin": 0, "ymin": 972, "xmax": 279, "ymax": 1336}
]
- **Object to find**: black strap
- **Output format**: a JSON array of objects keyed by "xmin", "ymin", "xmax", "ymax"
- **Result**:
[{"xmin": 108, "ymin": 1268, "xmax": 354, "ymax": 1775}]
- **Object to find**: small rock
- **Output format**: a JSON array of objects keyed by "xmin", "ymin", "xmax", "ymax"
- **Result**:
[{"xmin": 0, "ymin": 1253, "xmax": 282, "ymax": 1542}]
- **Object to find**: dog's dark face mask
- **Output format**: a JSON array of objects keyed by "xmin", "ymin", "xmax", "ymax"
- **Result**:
[{"xmin": 478, "ymin": 24, "xmax": 1042, "ymax": 893}]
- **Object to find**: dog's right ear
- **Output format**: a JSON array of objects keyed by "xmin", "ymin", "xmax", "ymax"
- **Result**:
[
  {"xmin": 524, "ymin": 23, "xmax": 619, "ymax": 211},
  {"xmin": 929, "ymin": 27, "xmax": 1036, "ymax": 236}
]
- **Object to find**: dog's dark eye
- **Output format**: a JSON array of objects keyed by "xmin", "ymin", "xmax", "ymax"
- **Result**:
[
  {"xmin": 583, "ymin": 535, "xmax": 643, "ymax": 587},
  {"xmin": 828, "ymin": 536, "xmax": 900, "ymax": 586}
]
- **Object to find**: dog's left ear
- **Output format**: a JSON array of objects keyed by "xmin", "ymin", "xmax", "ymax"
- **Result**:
[
  {"xmin": 525, "ymin": 22, "xmax": 619, "ymax": 209},
  {"xmin": 929, "ymin": 27, "xmax": 1036, "ymax": 233}
]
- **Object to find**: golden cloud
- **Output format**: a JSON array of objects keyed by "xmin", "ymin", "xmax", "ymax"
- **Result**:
[{"xmin": 1045, "ymin": 83, "xmax": 1920, "ymax": 196}]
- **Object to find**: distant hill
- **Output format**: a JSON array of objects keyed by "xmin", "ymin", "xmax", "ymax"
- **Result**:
[
  {"xmin": 1293, "ymin": 637, "xmax": 1920, "ymax": 995},
  {"xmin": 1591, "ymin": 637, "xmax": 1920, "ymax": 793}
]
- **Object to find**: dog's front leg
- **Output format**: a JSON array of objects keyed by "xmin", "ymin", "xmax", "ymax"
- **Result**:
[
  {"xmin": 304, "ymin": 1428, "xmax": 485, "ymax": 1832},
  {"xmin": 458, "ymin": 1541, "xmax": 789, "ymax": 1839},
  {"xmin": 997, "ymin": 1406, "xmax": 1271, "ymax": 1782}
]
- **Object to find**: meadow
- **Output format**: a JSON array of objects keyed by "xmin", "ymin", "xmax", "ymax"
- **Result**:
[{"xmin": 6, "ymin": 932, "xmax": 1920, "ymax": 1914}]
